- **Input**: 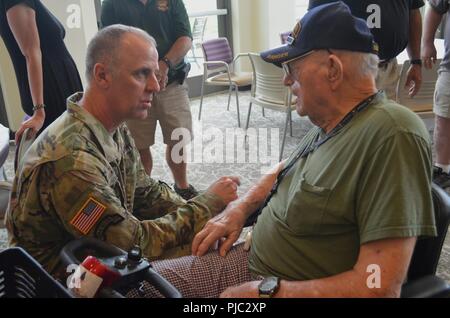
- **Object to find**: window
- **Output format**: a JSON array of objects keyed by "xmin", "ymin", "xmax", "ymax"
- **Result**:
[
  {"xmin": 96, "ymin": 0, "xmax": 230, "ymax": 79},
  {"xmin": 295, "ymin": 0, "xmax": 309, "ymax": 20},
  {"xmin": 184, "ymin": 0, "xmax": 228, "ymax": 77}
]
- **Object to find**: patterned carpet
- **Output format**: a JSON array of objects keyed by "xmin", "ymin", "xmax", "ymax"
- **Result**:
[{"xmin": 1, "ymin": 90, "xmax": 449, "ymax": 284}]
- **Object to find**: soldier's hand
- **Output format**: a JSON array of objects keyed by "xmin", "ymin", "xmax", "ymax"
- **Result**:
[{"xmin": 206, "ymin": 176, "xmax": 240, "ymax": 206}]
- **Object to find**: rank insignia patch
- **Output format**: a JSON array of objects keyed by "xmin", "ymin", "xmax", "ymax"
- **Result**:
[{"xmin": 70, "ymin": 197, "xmax": 106, "ymax": 234}]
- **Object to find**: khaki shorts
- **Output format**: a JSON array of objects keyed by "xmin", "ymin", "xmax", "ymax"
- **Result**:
[
  {"xmin": 126, "ymin": 82, "xmax": 193, "ymax": 149},
  {"xmin": 376, "ymin": 58, "xmax": 400, "ymax": 101},
  {"xmin": 434, "ymin": 70, "xmax": 450, "ymax": 119}
]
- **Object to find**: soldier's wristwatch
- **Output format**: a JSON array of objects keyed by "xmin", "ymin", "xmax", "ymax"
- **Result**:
[{"xmin": 258, "ymin": 276, "xmax": 280, "ymax": 298}]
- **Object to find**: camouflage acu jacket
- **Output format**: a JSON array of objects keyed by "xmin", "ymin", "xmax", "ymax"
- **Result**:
[{"xmin": 5, "ymin": 93, "xmax": 224, "ymax": 273}]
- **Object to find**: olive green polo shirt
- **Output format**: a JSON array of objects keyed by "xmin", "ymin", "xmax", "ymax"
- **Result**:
[
  {"xmin": 248, "ymin": 93, "xmax": 437, "ymax": 281},
  {"xmin": 101, "ymin": 0, "xmax": 192, "ymax": 79}
]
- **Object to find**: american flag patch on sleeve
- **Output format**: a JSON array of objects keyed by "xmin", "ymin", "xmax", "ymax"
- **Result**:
[{"xmin": 70, "ymin": 197, "xmax": 107, "ymax": 235}]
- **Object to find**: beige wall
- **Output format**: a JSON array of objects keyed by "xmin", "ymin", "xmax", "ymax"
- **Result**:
[
  {"xmin": 0, "ymin": 1, "xmax": 97, "ymax": 131},
  {"xmin": 2, "ymin": 0, "xmax": 300, "ymax": 129},
  {"xmin": 0, "ymin": 37, "xmax": 24, "ymax": 131},
  {"xmin": 42, "ymin": 0, "xmax": 98, "ymax": 87},
  {"xmin": 231, "ymin": 0, "xmax": 297, "ymax": 72}
]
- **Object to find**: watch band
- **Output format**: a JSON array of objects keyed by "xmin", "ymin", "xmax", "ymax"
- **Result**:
[
  {"xmin": 259, "ymin": 292, "xmax": 272, "ymax": 298},
  {"xmin": 32, "ymin": 103, "xmax": 46, "ymax": 112},
  {"xmin": 161, "ymin": 57, "xmax": 173, "ymax": 69},
  {"xmin": 410, "ymin": 59, "xmax": 422, "ymax": 66},
  {"xmin": 258, "ymin": 276, "xmax": 280, "ymax": 298}
]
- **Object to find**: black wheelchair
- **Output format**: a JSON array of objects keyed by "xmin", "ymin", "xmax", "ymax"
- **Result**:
[{"xmin": 0, "ymin": 238, "xmax": 181, "ymax": 298}]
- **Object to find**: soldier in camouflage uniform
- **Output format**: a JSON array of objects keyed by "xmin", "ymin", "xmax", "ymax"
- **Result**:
[{"xmin": 5, "ymin": 25, "xmax": 239, "ymax": 274}]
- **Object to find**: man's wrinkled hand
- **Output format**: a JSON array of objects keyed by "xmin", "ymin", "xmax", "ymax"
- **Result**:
[
  {"xmin": 191, "ymin": 201, "xmax": 247, "ymax": 257},
  {"xmin": 220, "ymin": 281, "xmax": 260, "ymax": 298}
]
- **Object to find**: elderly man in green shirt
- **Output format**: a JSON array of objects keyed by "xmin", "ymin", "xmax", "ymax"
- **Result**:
[
  {"xmin": 101, "ymin": 0, "xmax": 198, "ymax": 200},
  {"xmin": 5, "ymin": 25, "xmax": 240, "ymax": 274},
  {"xmin": 133, "ymin": 2, "xmax": 436, "ymax": 298}
]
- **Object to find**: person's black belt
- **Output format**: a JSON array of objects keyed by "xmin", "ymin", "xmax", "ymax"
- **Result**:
[
  {"xmin": 167, "ymin": 63, "xmax": 191, "ymax": 86},
  {"xmin": 378, "ymin": 59, "xmax": 392, "ymax": 68},
  {"xmin": 167, "ymin": 76, "xmax": 178, "ymax": 86}
]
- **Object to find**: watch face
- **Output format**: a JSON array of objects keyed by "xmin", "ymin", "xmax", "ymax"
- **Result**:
[{"xmin": 259, "ymin": 277, "xmax": 279, "ymax": 294}]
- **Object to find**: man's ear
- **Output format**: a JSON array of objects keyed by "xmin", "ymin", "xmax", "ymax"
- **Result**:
[
  {"xmin": 93, "ymin": 63, "xmax": 112, "ymax": 88},
  {"xmin": 327, "ymin": 55, "xmax": 344, "ymax": 90}
]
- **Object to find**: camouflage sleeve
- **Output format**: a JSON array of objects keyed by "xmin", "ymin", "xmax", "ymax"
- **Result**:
[{"xmin": 46, "ymin": 164, "xmax": 222, "ymax": 259}]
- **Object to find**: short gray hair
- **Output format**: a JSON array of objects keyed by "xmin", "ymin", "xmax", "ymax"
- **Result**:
[
  {"xmin": 352, "ymin": 52, "xmax": 379, "ymax": 80},
  {"xmin": 333, "ymin": 50, "xmax": 379, "ymax": 80},
  {"xmin": 85, "ymin": 24, "xmax": 157, "ymax": 82}
]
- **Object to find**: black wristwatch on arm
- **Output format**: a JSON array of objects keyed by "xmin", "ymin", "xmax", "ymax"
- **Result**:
[
  {"xmin": 258, "ymin": 276, "xmax": 280, "ymax": 298},
  {"xmin": 161, "ymin": 56, "xmax": 173, "ymax": 70},
  {"xmin": 410, "ymin": 59, "xmax": 422, "ymax": 66}
]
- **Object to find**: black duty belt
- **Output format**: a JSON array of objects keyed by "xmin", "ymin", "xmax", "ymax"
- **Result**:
[{"xmin": 378, "ymin": 59, "xmax": 392, "ymax": 68}]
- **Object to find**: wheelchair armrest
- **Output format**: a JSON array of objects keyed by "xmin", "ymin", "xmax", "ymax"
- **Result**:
[{"xmin": 401, "ymin": 275, "xmax": 450, "ymax": 298}]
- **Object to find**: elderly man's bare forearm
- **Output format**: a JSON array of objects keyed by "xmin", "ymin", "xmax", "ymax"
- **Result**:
[{"xmin": 232, "ymin": 161, "xmax": 286, "ymax": 218}]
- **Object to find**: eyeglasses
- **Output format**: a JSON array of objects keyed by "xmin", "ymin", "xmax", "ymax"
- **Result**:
[{"xmin": 282, "ymin": 49, "xmax": 334, "ymax": 77}]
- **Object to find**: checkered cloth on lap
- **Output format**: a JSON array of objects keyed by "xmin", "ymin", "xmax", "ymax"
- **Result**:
[{"xmin": 127, "ymin": 243, "xmax": 259, "ymax": 298}]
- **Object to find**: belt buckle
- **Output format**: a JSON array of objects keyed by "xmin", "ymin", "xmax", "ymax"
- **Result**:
[{"xmin": 378, "ymin": 59, "xmax": 391, "ymax": 68}]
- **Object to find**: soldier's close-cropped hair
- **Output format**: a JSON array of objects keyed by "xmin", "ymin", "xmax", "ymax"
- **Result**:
[{"xmin": 85, "ymin": 24, "xmax": 157, "ymax": 82}]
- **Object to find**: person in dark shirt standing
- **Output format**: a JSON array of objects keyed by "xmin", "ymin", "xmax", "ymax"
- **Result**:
[
  {"xmin": 308, "ymin": 0, "xmax": 424, "ymax": 100},
  {"xmin": 0, "ymin": 0, "xmax": 82, "ymax": 142},
  {"xmin": 101, "ymin": 0, "xmax": 198, "ymax": 200}
]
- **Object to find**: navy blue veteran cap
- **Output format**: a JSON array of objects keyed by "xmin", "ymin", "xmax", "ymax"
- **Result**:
[{"xmin": 261, "ymin": 1, "xmax": 379, "ymax": 67}]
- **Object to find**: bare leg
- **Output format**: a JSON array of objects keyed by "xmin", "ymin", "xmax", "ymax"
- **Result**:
[{"xmin": 434, "ymin": 115, "xmax": 450, "ymax": 166}]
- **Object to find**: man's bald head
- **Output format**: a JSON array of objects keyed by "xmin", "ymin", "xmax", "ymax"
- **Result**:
[{"xmin": 85, "ymin": 24, "xmax": 157, "ymax": 83}]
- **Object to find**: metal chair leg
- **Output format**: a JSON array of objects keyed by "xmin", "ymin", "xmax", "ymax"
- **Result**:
[
  {"xmin": 227, "ymin": 85, "xmax": 232, "ymax": 111},
  {"xmin": 245, "ymin": 102, "xmax": 253, "ymax": 130},
  {"xmin": 198, "ymin": 80, "xmax": 205, "ymax": 120},
  {"xmin": 235, "ymin": 85, "xmax": 241, "ymax": 127},
  {"xmin": 280, "ymin": 108, "xmax": 290, "ymax": 161},
  {"xmin": 262, "ymin": 107, "xmax": 265, "ymax": 117},
  {"xmin": 289, "ymin": 109, "xmax": 293, "ymax": 137}
]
